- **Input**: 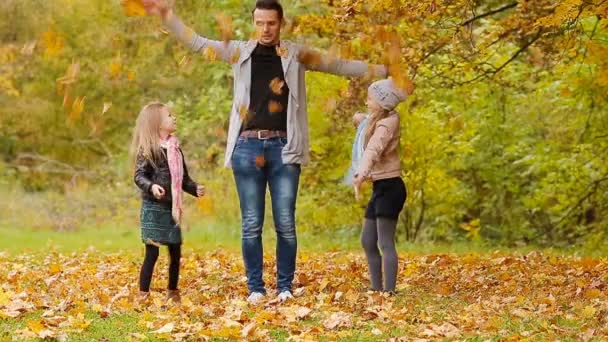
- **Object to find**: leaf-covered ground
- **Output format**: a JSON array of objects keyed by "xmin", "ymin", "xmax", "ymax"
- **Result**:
[{"xmin": 1, "ymin": 250, "xmax": 606, "ymax": 341}]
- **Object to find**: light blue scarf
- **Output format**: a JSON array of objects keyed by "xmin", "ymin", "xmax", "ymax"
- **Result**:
[{"xmin": 343, "ymin": 117, "xmax": 369, "ymax": 186}]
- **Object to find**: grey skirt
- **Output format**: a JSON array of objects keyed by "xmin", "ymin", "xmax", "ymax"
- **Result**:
[{"xmin": 140, "ymin": 200, "xmax": 182, "ymax": 245}]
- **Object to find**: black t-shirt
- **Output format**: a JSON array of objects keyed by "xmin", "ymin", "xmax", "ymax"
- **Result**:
[{"xmin": 243, "ymin": 43, "xmax": 290, "ymax": 131}]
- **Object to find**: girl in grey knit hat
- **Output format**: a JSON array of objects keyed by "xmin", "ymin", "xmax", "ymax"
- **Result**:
[{"xmin": 352, "ymin": 77, "xmax": 410, "ymax": 293}]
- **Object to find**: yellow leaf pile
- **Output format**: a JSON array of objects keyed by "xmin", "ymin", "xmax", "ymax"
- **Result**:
[{"xmin": 0, "ymin": 251, "xmax": 606, "ymax": 340}]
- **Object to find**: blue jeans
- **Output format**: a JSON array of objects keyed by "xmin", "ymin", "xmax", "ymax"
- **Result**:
[{"xmin": 231, "ymin": 136, "xmax": 301, "ymax": 294}]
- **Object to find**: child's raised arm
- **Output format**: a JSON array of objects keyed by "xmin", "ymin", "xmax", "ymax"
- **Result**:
[{"xmin": 353, "ymin": 113, "xmax": 368, "ymax": 127}]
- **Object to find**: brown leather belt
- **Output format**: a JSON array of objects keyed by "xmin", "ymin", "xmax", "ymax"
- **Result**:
[{"xmin": 240, "ymin": 130, "xmax": 287, "ymax": 140}]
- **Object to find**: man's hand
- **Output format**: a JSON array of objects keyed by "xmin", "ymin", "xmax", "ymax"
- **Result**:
[{"xmin": 142, "ymin": 0, "xmax": 173, "ymax": 19}]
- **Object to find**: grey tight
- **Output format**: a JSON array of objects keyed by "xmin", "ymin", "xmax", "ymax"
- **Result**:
[{"xmin": 360, "ymin": 218, "xmax": 398, "ymax": 292}]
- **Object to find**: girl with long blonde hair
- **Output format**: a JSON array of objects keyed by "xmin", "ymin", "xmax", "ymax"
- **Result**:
[{"xmin": 131, "ymin": 102, "xmax": 205, "ymax": 303}]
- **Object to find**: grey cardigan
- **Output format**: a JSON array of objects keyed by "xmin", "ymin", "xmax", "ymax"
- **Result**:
[{"xmin": 164, "ymin": 14, "xmax": 388, "ymax": 167}]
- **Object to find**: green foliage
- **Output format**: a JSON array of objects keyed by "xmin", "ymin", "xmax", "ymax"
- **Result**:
[{"xmin": 1, "ymin": 0, "xmax": 607, "ymax": 249}]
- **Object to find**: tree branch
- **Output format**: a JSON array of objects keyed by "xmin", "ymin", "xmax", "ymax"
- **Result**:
[
  {"xmin": 555, "ymin": 172, "xmax": 608, "ymax": 227},
  {"xmin": 461, "ymin": 2, "xmax": 518, "ymax": 27},
  {"xmin": 493, "ymin": 30, "xmax": 543, "ymax": 74}
]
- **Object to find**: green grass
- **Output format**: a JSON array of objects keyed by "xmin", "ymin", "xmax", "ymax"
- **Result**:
[
  {"xmin": 0, "ymin": 311, "xmax": 153, "ymax": 341},
  {"xmin": 1, "ymin": 221, "xmax": 605, "ymax": 257}
]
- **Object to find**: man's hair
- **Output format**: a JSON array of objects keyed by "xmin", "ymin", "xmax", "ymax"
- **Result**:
[{"xmin": 252, "ymin": 0, "xmax": 284, "ymax": 22}]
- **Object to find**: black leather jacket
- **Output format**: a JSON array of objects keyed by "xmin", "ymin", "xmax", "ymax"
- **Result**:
[{"xmin": 134, "ymin": 148, "xmax": 198, "ymax": 205}]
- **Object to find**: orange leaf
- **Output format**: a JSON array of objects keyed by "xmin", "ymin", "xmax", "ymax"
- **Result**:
[
  {"xmin": 41, "ymin": 30, "xmax": 64, "ymax": 57},
  {"xmin": 269, "ymin": 77, "xmax": 285, "ymax": 95},
  {"xmin": 202, "ymin": 47, "xmax": 218, "ymax": 62},
  {"xmin": 230, "ymin": 48, "xmax": 241, "ymax": 64},
  {"xmin": 109, "ymin": 61, "xmax": 122, "ymax": 78},
  {"xmin": 121, "ymin": 0, "xmax": 147, "ymax": 17},
  {"xmin": 239, "ymin": 105, "xmax": 250, "ymax": 122},
  {"xmin": 215, "ymin": 13, "xmax": 233, "ymax": 43},
  {"xmin": 255, "ymin": 155, "xmax": 266, "ymax": 168},
  {"xmin": 268, "ymin": 101, "xmax": 283, "ymax": 113},
  {"xmin": 68, "ymin": 96, "xmax": 86, "ymax": 124},
  {"xmin": 56, "ymin": 62, "xmax": 80, "ymax": 95},
  {"xmin": 197, "ymin": 196, "xmax": 215, "ymax": 216},
  {"xmin": 276, "ymin": 46, "xmax": 288, "ymax": 58},
  {"xmin": 297, "ymin": 48, "xmax": 321, "ymax": 68}
]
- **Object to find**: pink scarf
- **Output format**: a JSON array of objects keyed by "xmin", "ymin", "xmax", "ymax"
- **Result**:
[{"xmin": 160, "ymin": 135, "xmax": 184, "ymax": 225}]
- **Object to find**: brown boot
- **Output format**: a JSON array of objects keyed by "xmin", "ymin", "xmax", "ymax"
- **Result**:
[
  {"xmin": 137, "ymin": 291, "xmax": 151, "ymax": 306},
  {"xmin": 167, "ymin": 289, "xmax": 181, "ymax": 304}
]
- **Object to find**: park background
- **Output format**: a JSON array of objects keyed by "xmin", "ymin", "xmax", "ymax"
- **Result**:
[{"xmin": 0, "ymin": 0, "xmax": 607, "ymax": 340}]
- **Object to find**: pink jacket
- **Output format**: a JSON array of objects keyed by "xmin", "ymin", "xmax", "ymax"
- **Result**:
[{"xmin": 355, "ymin": 112, "xmax": 401, "ymax": 181}]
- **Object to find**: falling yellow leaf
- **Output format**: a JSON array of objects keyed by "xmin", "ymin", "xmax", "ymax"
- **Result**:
[
  {"xmin": 41, "ymin": 30, "xmax": 64, "ymax": 56},
  {"xmin": 127, "ymin": 71, "xmax": 136, "ymax": 81},
  {"xmin": 215, "ymin": 13, "xmax": 233, "ymax": 43},
  {"xmin": 101, "ymin": 102, "xmax": 112, "ymax": 115},
  {"xmin": 388, "ymin": 64, "xmax": 415, "ymax": 95},
  {"xmin": 197, "ymin": 196, "xmax": 214, "ymax": 216},
  {"xmin": 297, "ymin": 48, "xmax": 321, "ymax": 68},
  {"xmin": 178, "ymin": 55, "xmax": 190, "ymax": 68},
  {"xmin": 268, "ymin": 100, "xmax": 283, "ymax": 113},
  {"xmin": 239, "ymin": 105, "xmax": 250, "ymax": 122},
  {"xmin": 109, "ymin": 61, "xmax": 122, "ymax": 78},
  {"xmin": 201, "ymin": 47, "xmax": 218, "ymax": 62},
  {"xmin": 276, "ymin": 46, "xmax": 288, "ymax": 58},
  {"xmin": 56, "ymin": 62, "xmax": 80, "ymax": 95},
  {"xmin": 230, "ymin": 48, "xmax": 241, "ymax": 64},
  {"xmin": 121, "ymin": 0, "xmax": 147, "ymax": 17},
  {"xmin": 21, "ymin": 41, "xmax": 37, "ymax": 56},
  {"xmin": 68, "ymin": 96, "xmax": 86, "ymax": 123},
  {"xmin": 269, "ymin": 77, "xmax": 285, "ymax": 95}
]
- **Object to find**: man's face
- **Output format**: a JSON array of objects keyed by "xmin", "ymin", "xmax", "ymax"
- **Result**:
[{"xmin": 253, "ymin": 9, "xmax": 282, "ymax": 46}]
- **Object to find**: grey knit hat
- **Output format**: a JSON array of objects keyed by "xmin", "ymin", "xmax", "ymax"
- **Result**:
[{"xmin": 368, "ymin": 78, "xmax": 407, "ymax": 110}]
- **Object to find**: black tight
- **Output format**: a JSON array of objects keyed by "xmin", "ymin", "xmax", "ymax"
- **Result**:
[{"xmin": 139, "ymin": 243, "xmax": 181, "ymax": 292}]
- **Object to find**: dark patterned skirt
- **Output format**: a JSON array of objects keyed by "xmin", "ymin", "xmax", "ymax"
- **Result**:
[{"xmin": 140, "ymin": 200, "xmax": 182, "ymax": 245}]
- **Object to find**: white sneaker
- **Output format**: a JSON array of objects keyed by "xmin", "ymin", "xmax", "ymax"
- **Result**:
[
  {"xmin": 247, "ymin": 292, "xmax": 265, "ymax": 304},
  {"xmin": 277, "ymin": 290, "xmax": 293, "ymax": 303}
]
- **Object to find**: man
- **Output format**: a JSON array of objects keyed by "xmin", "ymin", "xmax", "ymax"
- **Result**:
[{"xmin": 144, "ymin": 0, "xmax": 388, "ymax": 304}]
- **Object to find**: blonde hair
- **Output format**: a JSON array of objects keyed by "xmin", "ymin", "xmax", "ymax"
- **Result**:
[
  {"xmin": 129, "ymin": 102, "xmax": 168, "ymax": 166},
  {"xmin": 364, "ymin": 107, "xmax": 391, "ymax": 147}
]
